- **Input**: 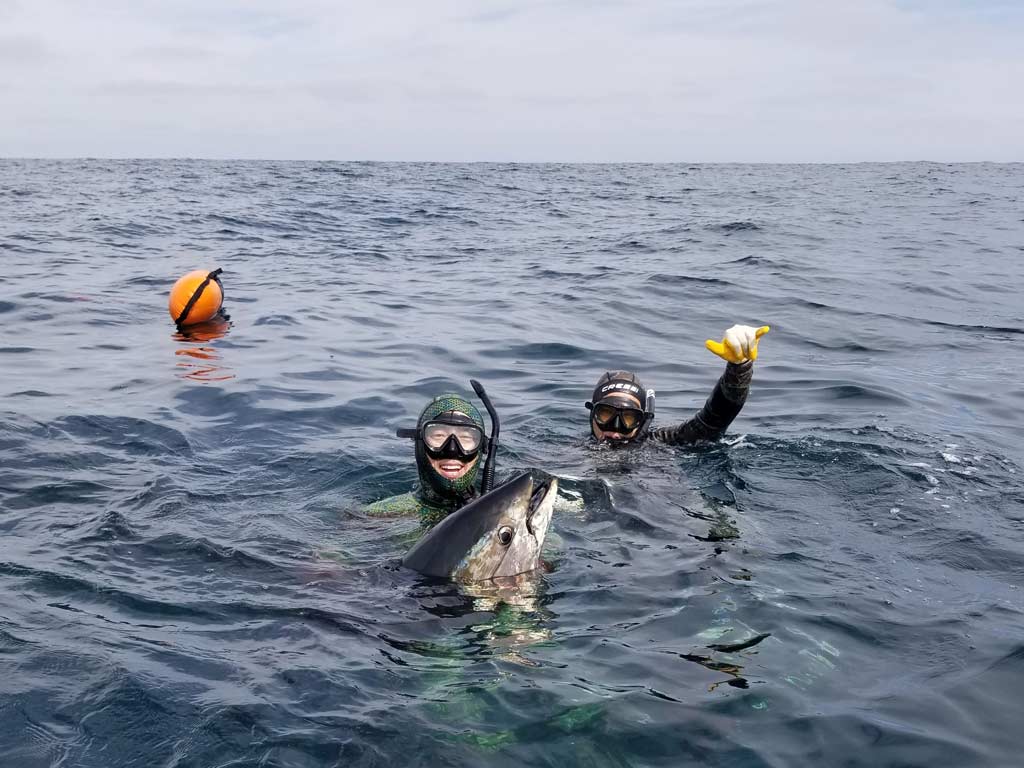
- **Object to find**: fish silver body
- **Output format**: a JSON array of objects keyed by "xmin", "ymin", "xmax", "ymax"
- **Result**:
[{"xmin": 403, "ymin": 471, "xmax": 557, "ymax": 583}]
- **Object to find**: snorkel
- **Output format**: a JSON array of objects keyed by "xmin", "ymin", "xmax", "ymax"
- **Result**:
[
  {"xmin": 470, "ymin": 379, "xmax": 500, "ymax": 493},
  {"xmin": 643, "ymin": 387, "xmax": 656, "ymax": 429}
]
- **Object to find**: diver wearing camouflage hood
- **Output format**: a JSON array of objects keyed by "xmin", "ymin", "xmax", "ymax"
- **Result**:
[
  {"xmin": 587, "ymin": 324, "xmax": 769, "ymax": 445},
  {"xmin": 367, "ymin": 386, "xmax": 498, "ymax": 526}
]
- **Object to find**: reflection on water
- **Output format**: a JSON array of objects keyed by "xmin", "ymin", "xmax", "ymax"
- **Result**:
[
  {"xmin": 459, "ymin": 572, "xmax": 554, "ymax": 664},
  {"xmin": 172, "ymin": 314, "xmax": 233, "ymax": 382},
  {"xmin": 410, "ymin": 570, "xmax": 554, "ymax": 663}
]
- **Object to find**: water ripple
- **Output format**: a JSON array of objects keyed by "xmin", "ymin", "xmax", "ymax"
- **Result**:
[{"xmin": 0, "ymin": 160, "xmax": 1022, "ymax": 767}]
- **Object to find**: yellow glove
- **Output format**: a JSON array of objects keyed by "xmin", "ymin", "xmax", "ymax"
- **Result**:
[{"xmin": 705, "ymin": 324, "xmax": 770, "ymax": 364}]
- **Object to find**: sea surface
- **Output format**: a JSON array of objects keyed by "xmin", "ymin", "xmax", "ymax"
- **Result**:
[{"xmin": 1, "ymin": 160, "xmax": 1023, "ymax": 768}]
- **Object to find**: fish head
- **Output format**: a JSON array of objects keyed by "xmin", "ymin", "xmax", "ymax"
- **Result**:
[{"xmin": 402, "ymin": 471, "xmax": 558, "ymax": 583}]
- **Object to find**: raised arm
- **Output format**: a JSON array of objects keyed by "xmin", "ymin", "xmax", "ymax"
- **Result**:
[{"xmin": 649, "ymin": 325, "xmax": 768, "ymax": 446}]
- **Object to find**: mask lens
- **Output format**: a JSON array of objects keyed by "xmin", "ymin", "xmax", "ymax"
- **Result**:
[
  {"xmin": 452, "ymin": 426, "xmax": 482, "ymax": 452},
  {"xmin": 593, "ymin": 403, "xmax": 618, "ymax": 426},
  {"xmin": 422, "ymin": 422, "xmax": 482, "ymax": 453},
  {"xmin": 592, "ymin": 403, "xmax": 644, "ymax": 431},
  {"xmin": 422, "ymin": 423, "xmax": 450, "ymax": 450},
  {"xmin": 619, "ymin": 409, "xmax": 641, "ymax": 430}
]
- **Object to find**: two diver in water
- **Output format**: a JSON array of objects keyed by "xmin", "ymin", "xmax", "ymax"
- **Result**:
[
  {"xmin": 167, "ymin": 270, "xmax": 767, "ymax": 633},
  {"xmin": 371, "ymin": 323, "xmax": 770, "ymax": 531},
  {"xmin": 166, "ymin": 270, "xmax": 768, "ymax": 532}
]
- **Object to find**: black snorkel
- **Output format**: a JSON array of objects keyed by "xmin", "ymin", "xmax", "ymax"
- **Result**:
[{"xmin": 470, "ymin": 379, "xmax": 500, "ymax": 493}]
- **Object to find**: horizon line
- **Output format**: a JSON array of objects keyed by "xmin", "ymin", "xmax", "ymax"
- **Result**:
[{"xmin": 2, "ymin": 155, "xmax": 1022, "ymax": 165}]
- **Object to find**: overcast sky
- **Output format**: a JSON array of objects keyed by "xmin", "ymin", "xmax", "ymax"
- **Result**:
[{"xmin": 1, "ymin": 0, "xmax": 1021, "ymax": 161}]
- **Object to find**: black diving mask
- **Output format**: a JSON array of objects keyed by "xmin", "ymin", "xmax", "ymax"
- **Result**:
[
  {"xmin": 397, "ymin": 415, "xmax": 486, "ymax": 460},
  {"xmin": 586, "ymin": 389, "xmax": 655, "ymax": 433},
  {"xmin": 588, "ymin": 402, "xmax": 646, "ymax": 432}
]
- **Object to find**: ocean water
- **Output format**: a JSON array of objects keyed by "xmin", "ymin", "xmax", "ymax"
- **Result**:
[{"xmin": 1, "ymin": 159, "xmax": 1023, "ymax": 767}]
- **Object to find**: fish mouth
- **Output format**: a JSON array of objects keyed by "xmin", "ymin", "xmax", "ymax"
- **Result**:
[{"xmin": 526, "ymin": 479, "xmax": 552, "ymax": 535}]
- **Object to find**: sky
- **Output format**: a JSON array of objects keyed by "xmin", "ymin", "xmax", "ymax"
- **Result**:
[{"xmin": 1, "ymin": 0, "xmax": 1022, "ymax": 162}]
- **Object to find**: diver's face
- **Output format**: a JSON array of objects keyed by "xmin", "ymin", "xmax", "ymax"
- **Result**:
[
  {"xmin": 591, "ymin": 392, "xmax": 643, "ymax": 443},
  {"xmin": 423, "ymin": 409, "xmax": 483, "ymax": 481}
]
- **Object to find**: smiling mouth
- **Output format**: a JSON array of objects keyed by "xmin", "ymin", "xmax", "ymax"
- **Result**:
[{"xmin": 438, "ymin": 461, "xmax": 467, "ymax": 479}]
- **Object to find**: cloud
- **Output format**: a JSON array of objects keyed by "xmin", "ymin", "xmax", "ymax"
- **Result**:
[
  {"xmin": 0, "ymin": 35, "xmax": 52, "ymax": 65},
  {"xmin": 0, "ymin": 0, "xmax": 1021, "ymax": 160}
]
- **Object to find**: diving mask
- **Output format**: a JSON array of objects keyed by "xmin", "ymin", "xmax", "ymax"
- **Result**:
[
  {"xmin": 588, "ymin": 402, "xmax": 646, "ymax": 432},
  {"xmin": 398, "ymin": 412, "xmax": 486, "ymax": 459}
]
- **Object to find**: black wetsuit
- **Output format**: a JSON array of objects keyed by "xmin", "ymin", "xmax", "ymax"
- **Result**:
[{"xmin": 646, "ymin": 361, "xmax": 753, "ymax": 445}]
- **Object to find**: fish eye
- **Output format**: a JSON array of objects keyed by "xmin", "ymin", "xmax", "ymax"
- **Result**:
[{"xmin": 497, "ymin": 526, "xmax": 514, "ymax": 546}]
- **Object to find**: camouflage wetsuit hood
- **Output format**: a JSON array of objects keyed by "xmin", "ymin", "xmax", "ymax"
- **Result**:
[
  {"xmin": 365, "ymin": 394, "xmax": 486, "ymax": 526},
  {"xmin": 413, "ymin": 394, "xmax": 485, "ymax": 507}
]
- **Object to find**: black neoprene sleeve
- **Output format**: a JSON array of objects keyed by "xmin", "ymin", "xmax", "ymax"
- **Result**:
[{"xmin": 648, "ymin": 361, "xmax": 753, "ymax": 445}]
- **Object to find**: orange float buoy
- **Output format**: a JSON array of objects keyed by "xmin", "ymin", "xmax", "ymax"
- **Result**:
[{"xmin": 169, "ymin": 268, "xmax": 224, "ymax": 327}]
